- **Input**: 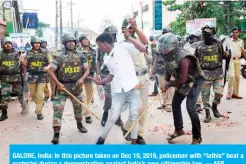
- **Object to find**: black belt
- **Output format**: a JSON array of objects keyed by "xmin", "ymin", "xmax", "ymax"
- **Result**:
[{"xmin": 136, "ymin": 69, "xmax": 148, "ymax": 76}]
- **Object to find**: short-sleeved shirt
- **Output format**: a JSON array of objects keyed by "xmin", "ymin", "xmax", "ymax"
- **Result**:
[{"xmin": 224, "ymin": 38, "xmax": 244, "ymax": 58}]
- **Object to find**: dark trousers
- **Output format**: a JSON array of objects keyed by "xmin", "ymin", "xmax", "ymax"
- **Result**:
[
  {"xmin": 172, "ymin": 76, "xmax": 204, "ymax": 139},
  {"xmin": 153, "ymin": 76, "xmax": 159, "ymax": 94}
]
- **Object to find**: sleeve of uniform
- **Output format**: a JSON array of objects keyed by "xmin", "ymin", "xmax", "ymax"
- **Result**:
[
  {"xmin": 47, "ymin": 53, "xmax": 53, "ymax": 63},
  {"xmin": 81, "ymin": 55, "xmax": 88, "ymax": 67},
  {"xmin": 51, "ymin": 57, "xmax": 58, "ymax": 71}
]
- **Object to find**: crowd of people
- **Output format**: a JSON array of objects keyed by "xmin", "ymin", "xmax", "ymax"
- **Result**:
[{"xmin": 0, "ymin": 18, "xmax": 245, "ymax": 145}]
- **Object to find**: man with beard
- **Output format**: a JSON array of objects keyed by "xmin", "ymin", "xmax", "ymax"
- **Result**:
[
  {"xmin": 0, "ymin": 37, "xmax": 27, "ymax": 121},
  {"xmin": 48, "ymin": 33, "xmax": 90, "ymax": 144},
  {"xmin": 157, "ymin": 32, "xmax": 206, "ymax": 144},
  {"xmin": 23, "ymin": 36, "xmax": 51, "ymax": 120}
]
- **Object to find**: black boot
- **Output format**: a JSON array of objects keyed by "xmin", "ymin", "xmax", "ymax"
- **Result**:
[
  {"xmin": 212, "ymin": 103, "xmax": 222, "ymax": 118},
  {"xmin": 191, "ymin": 138, "xmax": 202, "ymax": 144},
  {"xmin": 204, "ymin": 109, "xmax": 211, "ymax": 123},
  {"xmin": 101, "ymin": 111, "xmax": 108, "ymax": 127},
  {"xmin": 136, "ymin": 136, "xmax": 146, "ymax": 144},
  {"xmin": 115, "ymin": 116, "xmax": 123, "ymax": 127},
  {"xmin": 0, "ymin": 109, "xmax": 8, "ymax": 121},
  {"xmin": 37, "ymin": 114, "xmax": 44, "ymax": 120},
  {"xmin": 85, "ymin": 117, "xmax": 92, "ymax": 124},
  {"xmin": 51, "ymin": 133, "xmax": 60, "ymax": 144},
  {"xmin": 51, "ymin": 126, "xmax": 60, "ymax": 144},
  {"xmin": 77, "ymin": 122, "xmax": 88, "ymax": 133}
]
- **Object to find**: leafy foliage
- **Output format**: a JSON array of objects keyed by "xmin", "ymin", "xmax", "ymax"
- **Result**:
[{"xmin": 163, "ymin": 1, "xmax": 245, "ymax": 36}]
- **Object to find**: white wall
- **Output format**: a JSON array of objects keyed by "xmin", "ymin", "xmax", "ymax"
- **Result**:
[{"xmin": 131, "ymin": 0, "xmax": 180, "ymax": 37}]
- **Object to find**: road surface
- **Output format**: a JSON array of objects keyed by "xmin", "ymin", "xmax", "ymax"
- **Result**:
[{"xmin": 1, "ymin": 78, "xmax": 246, "ymax": 163}]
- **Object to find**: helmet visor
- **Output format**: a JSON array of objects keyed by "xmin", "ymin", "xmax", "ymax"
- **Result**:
[{"xmin": 156, "ymin": 43, "xmax": 176, "ymax": 54}]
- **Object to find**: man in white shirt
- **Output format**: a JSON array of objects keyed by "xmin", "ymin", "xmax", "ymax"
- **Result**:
[
  {"xmin": 90, "ymin": 32, "xmax": 146, "ymax": 144},
  {"xmin": 224, "ymin": 27, "xmax": 245, "ymax": 99}
]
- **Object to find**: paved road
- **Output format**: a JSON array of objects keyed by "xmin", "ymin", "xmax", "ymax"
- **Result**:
[{"xmin": 1, "ymin": 77, "xmax": 246, "ymax": 163}]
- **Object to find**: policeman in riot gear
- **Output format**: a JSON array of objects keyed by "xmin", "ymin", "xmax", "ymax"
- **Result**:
[
  {"xmin": 96, "ymin": 25, "xmax": 124, "ymax": 127},
  {"xmin": 157, "ymin": 32, "xmax": 206, "ymax": 144},
  {"xmin": 23, "ymin": 36, "xmax": 52, "ymax": 120},
  {"xmin": 0, "ymin": 37, "xmax": 27, "ymax": 121},
  {"xmin": 49, "ymin": 33, "xmax": 90, "ymax": 144},
  {"xmin": 194, "ymin": 24, "xmax": 228, "ymax": 123},
  {"xmin": 77, "ymin": 34, "xmax": 96, "ymax": 124}
]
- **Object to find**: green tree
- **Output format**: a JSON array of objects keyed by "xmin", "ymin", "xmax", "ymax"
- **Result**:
[
  {"xmin": 163, "ymin": 0, "xmax": 246, "ymax": 36},
  {"xmin": 35, "ymin": 22, "xmax": 50, "ymax": 37}
]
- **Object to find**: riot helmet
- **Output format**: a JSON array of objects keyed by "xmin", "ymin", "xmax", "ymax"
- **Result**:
[
  {"xmin": 104, "ymin": 25, "xmax": 118, "ymax": 43},
  {"xmin": 157, "ymin": 32, "xmax": 179, "ymax": 55},
  {"xmin": 62, "ymin": 33, "xmax": 77, "ymax": 50},
  {"xmin": 31, "ymin": 36, "xmax": 41, "ymax": 44},
  {"xmin": 162, "ymin": 27, "xmax": 172, "ymax": 34}
]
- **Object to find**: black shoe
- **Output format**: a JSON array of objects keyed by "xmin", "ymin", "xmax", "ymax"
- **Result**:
[
  {"xmin": 43, "ymin": 96, "xmax": 49, "ymax": 101},
  {"xmin": 0, "ymin": 110, "xmax": 8, "ymax": 121},
  {"xmin": 85, "ymin": 117, "xmax": 92, "ymax": 124},
  {"xmin": 191, "ymin": 138, "xmax": 202, "ymax": 144},
  {"xmin": 115, "ymin": 116, "xmax": 123, "ymax": 127},
  {"xmin": 51, "ymin": 97, "xmax": 55, "ymax": 101},
  {"xmin": 101, "ymin": 111, "xmax": 108, "ymax": 127},
  {"xmin": 212, "ymin": 103, "xmax": 223, "ymax": 118},
  {"xmin": 77, "ymin": 122, "xmax": 88, "ymax": 133},
  {"xmin": 204, "ymin": 109, "xmax": 211, "ymax": 123},
  {"xmin": 51, "ymin": 133, "xmax": 60, "ymax": 144},
  {"xmin": 96, "ymin": 137, "xmax": 105, "ymax": 144},
  {"xmin": 136, "ymin": 136, "xmax": 146, "ymax": 144},
  {"xmin": 37, "ymin": 114, "xmax": 44, "ymax": 120},
  {"xmin": 121, "ymin": 127, "xmax": 131, "ymax": 141}
]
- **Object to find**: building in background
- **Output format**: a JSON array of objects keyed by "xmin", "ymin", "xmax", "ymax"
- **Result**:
[
  {"xmin": 131, "ymin": 0, "xmax": 180, "ymax": 37},
  {"xmin": 0, "ymin": 0, "xmax": 23, "ymax": 34}
]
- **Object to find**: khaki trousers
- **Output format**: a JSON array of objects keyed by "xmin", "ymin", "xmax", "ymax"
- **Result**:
[
  {"xmin": 44, "ymin": 83, "xmax": 50, "ymax": 97},
  {"xmin": 29, "ymin": 83, "xmax": 46, "ymax": 114},
  {"xmin": 157, "ymin": 74, "xmax": 174, "ymax": 108},
  {"xmin": 228, "ymin": 59, "xmax": 241, "ymax": 95},
  {"xmin": 83, "ymin": 82, "xmax": 94, "ymax": 117}
]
